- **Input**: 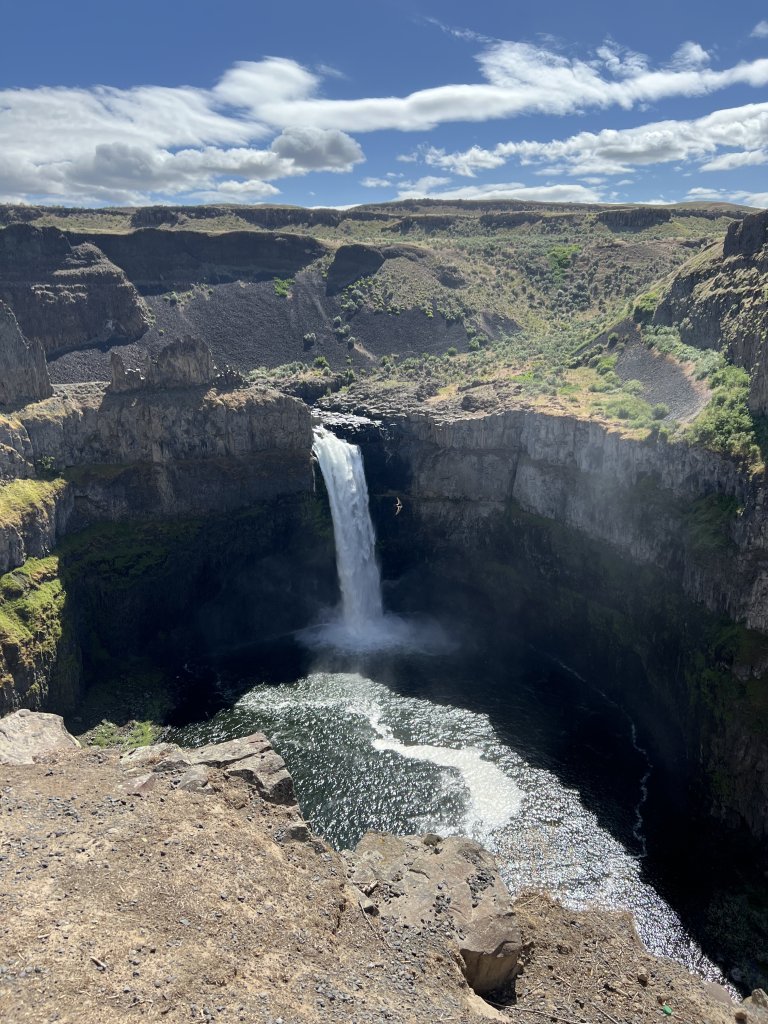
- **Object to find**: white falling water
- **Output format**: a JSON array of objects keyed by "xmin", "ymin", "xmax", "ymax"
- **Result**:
[
  {"xmin": 312, "ymin": 426, "xmax": 384, "ymax": 632},
  {"xmin": 308, "ymin": 425, "xmax": 450, "ymax": 653}
]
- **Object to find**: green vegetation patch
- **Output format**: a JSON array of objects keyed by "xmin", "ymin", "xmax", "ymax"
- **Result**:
[
  {"xmin": 273, "ymin": 276, "xmax": 293, "ymax": 297},
  {"xmin": 547, "ymin": 244, "xmax": 580, "ymax": 279},
  {"xmin": 0, "ymin": 477, "xmax": 67, "ymax": 530},
  {"xmin": 685, "ymin": 365, "xmax": 765, "ymax": 464},
  {"xmin": 0, "ymin": 555, "xmax": 64, "ymax": 649}
]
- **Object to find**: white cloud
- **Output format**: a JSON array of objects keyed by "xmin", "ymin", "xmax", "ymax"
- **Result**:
[
  {"xmin": 361, "ymin": 177, "xmax": 391, "ymax": 187},
  {"xmin": 395, "ymin": 180, "xmax": 606, "ymax": 203},
  {"xmin": 421, "ymin": 145, "xmax": 506, "ymax": 177},
  {"xmin": 423, "ymin": 101, "xmax": 768, "ymax": 178},
  {"xmin": 396, "ymin": 176, "xmax": 453, "ymax": 197},
  {"xmin": 3, "ymin": 36, "xmax": 768, "ymax": 205},
  {"xmin": 700, "ymin": 149, "xmax": 768, "ymax": 171},
  {"xmin": 752, "ymin": 20, "xmax": 768, "ymax": 38},
  {"xmin": 252, "ymin": 44, "xmax": 768, "ymax": 132},
  {"xmin": 670, "ymin": 41, "xmax": 711, "ymax": 70},
  {"xmin": 0, "ymin": 64, "xmax": 364, "ymax": 204},
  {"xmin": 685, "ymin": 186, "xmax": 768, "ymax": 207}
]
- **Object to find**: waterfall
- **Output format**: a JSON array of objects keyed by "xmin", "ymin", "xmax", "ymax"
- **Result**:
[
  {"xmin": 312, "ymin": 426, "xmax": 384, "ymax": 636},
  {"xmin": 308, "ymin": 423, "xmax": 449, "ymax": 654}
]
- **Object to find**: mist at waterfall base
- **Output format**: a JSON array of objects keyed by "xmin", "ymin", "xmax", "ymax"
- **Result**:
[{"xmin": 169, "ymin": 427, "xmax": 726, "ymax": 985}]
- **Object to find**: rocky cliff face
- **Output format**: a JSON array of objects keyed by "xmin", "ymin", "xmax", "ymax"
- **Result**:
[
  {"xmin": 0, "ymin": 350, "xmax": 318, "ymax": 713},
  {"xmin": 65, "ymin": 228, "xmax": 329, "ymax": 293},
  {"xmin": 0, "ymin": 302, "xmax": 52, "ymax": 408},
  {"xmin": 654, "ymin": 208, "xmax": 768, "ymax": 411},
  {"xmin": 325, "ymin": 389, "xmax": 768, "ymax": 844},
  {"xmin": 0, "ymin": 224, "xmax": 149, "ymax": 356}
]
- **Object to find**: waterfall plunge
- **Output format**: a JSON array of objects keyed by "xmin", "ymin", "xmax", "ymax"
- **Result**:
[
  {"xmin": 313, "ymin": 426, "xmax": 384, "ymax": 633},
  {"xmin": 308, "ymin": 425, "xmax": 449, "ymax": 654}
]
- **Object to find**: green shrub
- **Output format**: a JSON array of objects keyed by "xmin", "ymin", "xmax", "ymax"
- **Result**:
[
  {"xmin": 686, "ymin": 366, "xmax": 760, "ymax": 463},
  {"xmin": 632, "ymin": 291, "xmax": 659, "ymax": 324},
  {"xmin": 273, "ymin": 277, "xmax": 293, "ymax": 298}
]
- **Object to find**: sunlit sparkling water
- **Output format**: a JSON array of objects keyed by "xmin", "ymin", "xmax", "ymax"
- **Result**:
[{"xmin": 171, "ymin": 665, "xmax": 724, "ymax": 983}]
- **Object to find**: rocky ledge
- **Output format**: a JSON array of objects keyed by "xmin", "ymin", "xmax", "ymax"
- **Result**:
[{"xmin": 0, "ymin": 711, "xmax": 760, "ymax": 1024}]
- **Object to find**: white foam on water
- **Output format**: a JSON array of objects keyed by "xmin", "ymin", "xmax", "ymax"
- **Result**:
[{"xmin": 368, "ymin": 709, "xmax": 523, "ymax": 836}]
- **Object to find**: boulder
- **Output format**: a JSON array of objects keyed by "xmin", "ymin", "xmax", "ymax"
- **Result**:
[
  {"xmin": 186, "ymin": 733, "xmax": 273, "ymax": 768},
  {"xmin": 225, "ymin": 751, "xmax": 296, "ymax": 806},
  {"xmin": 348, "ymin": 832, "xmax": 522, "ymax": 994},
  {"xmin": 175, "ymin": 765, "xmax": 210, "ymax": 792},
  {"xmin": 119, "ymin": 743, "xmax": 190, "ymax": 773},
  {"xmin": 0, "ymin": 709, "xmax": 80, "ymax": 765}
]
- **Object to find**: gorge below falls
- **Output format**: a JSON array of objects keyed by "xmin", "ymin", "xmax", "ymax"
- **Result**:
[{"xmin": 166, "ymin": 425, "xmax": 734, "ymax": 989}]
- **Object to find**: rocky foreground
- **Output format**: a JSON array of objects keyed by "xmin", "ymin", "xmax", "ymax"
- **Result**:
[{"xmin": 0, "ymin": 711, "xmax": 763, "ymax": 1024}]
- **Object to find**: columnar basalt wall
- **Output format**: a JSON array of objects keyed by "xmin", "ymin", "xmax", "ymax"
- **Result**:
[{"xmin": 325, "ymin": 398, "xmax": 768, "ymax": 843}]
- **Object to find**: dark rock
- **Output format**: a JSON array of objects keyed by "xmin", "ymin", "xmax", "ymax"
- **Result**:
[
  {"xmin": 724, "ymin": 209, "xmax": 768, "ymax": 258},
  {"xmin": 0, "ymin": 302, "xmax": 52, "ymax": 407},
  {"xmin": 597, "ymin": 207, "xmax": 672, "ymax": 231},
  {"xmin": 65, "ymin": 228, "xmax": 328, "ymax": 293},
  {"xmin": 110, "ymin": 336, "xmax": 216, "ymax": 393},
  {"xmin": 0, "ymin": 223, "xmax": 149, "ymax": 355},
  {"xmin": 325, "ymin": 244, "xmax": 385, "ymax": 295}
]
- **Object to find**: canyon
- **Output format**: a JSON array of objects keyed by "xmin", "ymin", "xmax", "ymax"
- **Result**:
[{"xmin": 1, "ymin": 199, "xmax": 768, "ymax": 1018}]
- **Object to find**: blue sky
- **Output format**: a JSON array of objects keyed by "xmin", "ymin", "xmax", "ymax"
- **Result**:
[{"xmin": 1, "ymin": 0, "xmax": 768, "ymax": 208}]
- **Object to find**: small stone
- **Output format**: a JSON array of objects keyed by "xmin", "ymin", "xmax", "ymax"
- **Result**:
[{"xmin": 638, "ymin": 971, "xmax": 649, "ymax": 986}]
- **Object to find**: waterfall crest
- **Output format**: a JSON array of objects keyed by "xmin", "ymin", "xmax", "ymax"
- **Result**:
[{"xmin": 312, "ymin": 426, "xmax": 384, "ymax": 633}]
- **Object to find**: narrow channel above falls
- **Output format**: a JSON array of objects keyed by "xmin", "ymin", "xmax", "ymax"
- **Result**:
[{"xmin": 168, "ymin": 426, "xmax": 729, "ymax": 987}]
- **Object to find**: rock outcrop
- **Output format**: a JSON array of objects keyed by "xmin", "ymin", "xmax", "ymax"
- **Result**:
[
  {"xmin": 597, "ymin": 206, "xmax": 672, "ymax": 230},
  {"xmin": 0, "ymin": 224, "xmax": 149, "ymax": 356},
  {"xmin": 65, "ymin": 228, "xmax": 328, "ymax": 293},
  {"xmin": 654, "ymin": 208, "xmax": 768, "ymax": 411},
  {"xmin": 0, "ymin": 707, "xmax": 79, "ymax": 764},
  {"xmin": 325, "ymin": 243, "xmax": 386, "ymax": 295},
  {"xmin": 110, "ymin": 336, "xmax": 216, "ymax": 392},
  {"xmin": 347, "ymin": 832, "xmax": 522, "ymax": 994},
  {"xmin": 0, "ymin": 718, "xmax": 752, "ymax": 1024},
  {"xmin": 0, "ymin": 302, "xmax": 52, "ymax": 407}
]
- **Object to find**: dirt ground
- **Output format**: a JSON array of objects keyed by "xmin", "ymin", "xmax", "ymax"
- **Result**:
[{"xmin": 0, "ymin": 746, "xmax": 754, "ymax": 1024}]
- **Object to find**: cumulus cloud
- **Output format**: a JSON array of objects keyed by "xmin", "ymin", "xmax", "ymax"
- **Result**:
[
  {"xmin": 423, "ymin": 102, "xmax": 768, "ymax": 178},
  {"xmin": 4, "ymin": 36, "xmax": 768, "ymax": 205},
  {"xmin": 0, "ymin": 60, "xmax": 363, "ymax": 205}
]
